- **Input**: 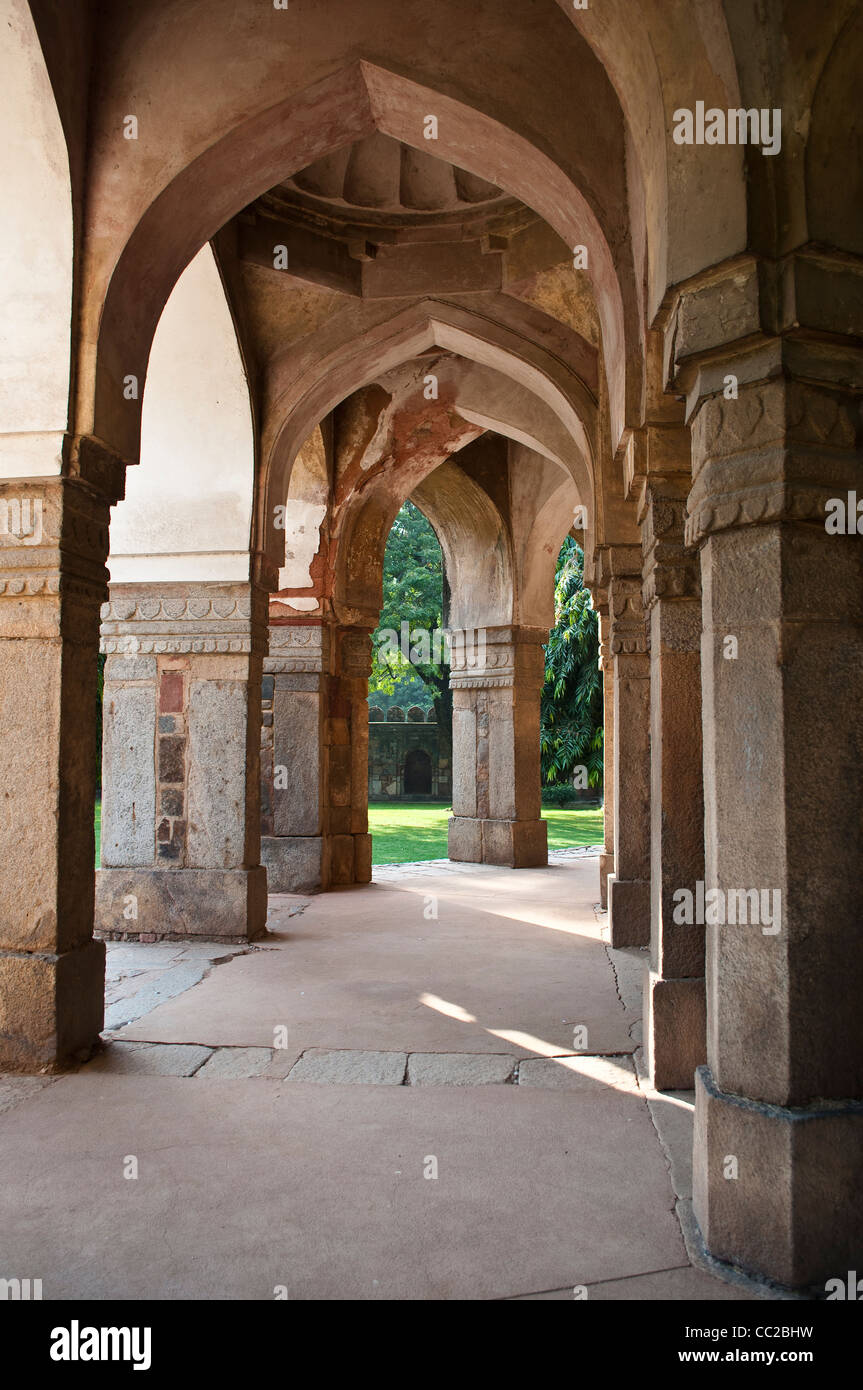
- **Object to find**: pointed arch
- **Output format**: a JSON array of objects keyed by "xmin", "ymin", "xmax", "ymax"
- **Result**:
[
  {"xmin": 261, "ymin": 297, "xmax": 597, "ymax": 571},
  {"xmin": 91, "ymin": 62, "xmax": 629, "ymax": 463}
]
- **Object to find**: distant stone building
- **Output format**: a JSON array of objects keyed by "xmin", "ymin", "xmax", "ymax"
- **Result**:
[{"xmin": 368, "ymin": 705, "xmax": 450, "ymax": 801}]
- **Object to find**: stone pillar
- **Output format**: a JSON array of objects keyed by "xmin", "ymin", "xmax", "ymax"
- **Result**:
[
  {"xmin": 640, "ymin": 478, "xmax": 706, "ymax": 1089},
  {"xmin": 605, "ymin": 553, "xmax": 651, "ymax": 946},
  {"xmin": 323, "ymin": 624, "xmax": 373, "ymax": 886},
  {"xmin": 687, "ymin": 366, "xmax": 863, "ymax": 1287},
  {"xmin": 96, "ymin": 580, "xmax": 268, "ymax": 941},
  {"xmin": 596, "ymin": 601, "xmax": 615, "ymax": 908},
  {"xmin": 447, "ymin": 626, "xmax": 547, "ymax": 867},
  {"xmin": 261, "ymin": 621, "xmax": 371, "ymax": 890},
  {"xmin": 0, "ymin": 441, "xmax": 122, "ymax": 1070},
  {"xmin": 261, "ymin": 623, "xmax": 327, "ymax": 892}
]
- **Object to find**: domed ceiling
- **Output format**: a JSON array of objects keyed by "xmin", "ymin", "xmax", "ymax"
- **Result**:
[
  {"xmin": 285, "ymin": 132, "xmax": 505, "ymax": 215},
  {"xmin": 261, "ymin": 132, "xmax": 532, "ymax": 241}
]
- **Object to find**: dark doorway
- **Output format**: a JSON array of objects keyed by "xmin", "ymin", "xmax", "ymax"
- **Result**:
[{"xmin": 404, "ymin": 748, "xmax": 432, "ymax": 795}]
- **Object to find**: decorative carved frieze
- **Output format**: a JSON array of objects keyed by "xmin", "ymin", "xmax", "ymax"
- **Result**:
[
  {"xmin": 265, "ymin": 623, "xmax": 328, "ymax": 674},
  {"xmin": 100, "ymin": 582, "xmax": 268, "ymax": 654}
]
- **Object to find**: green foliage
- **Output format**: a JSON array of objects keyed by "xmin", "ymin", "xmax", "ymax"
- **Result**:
[
  {"xmin": 370, "ymin": 501, "xmax": 451, "ymax": 733},
  {"xmin": 368, "ymin": 680, "xmax": 433, "ymax": 714},
  {"xmin": 540, "ymin": 537, "xmax": 604, "ymax": 788},
  {"xmin": 541, "ymin": 783, "xmax": 592, "ymax": 807}
]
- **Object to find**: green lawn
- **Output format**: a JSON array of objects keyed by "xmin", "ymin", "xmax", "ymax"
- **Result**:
[
  {"xmin": 368, "ymin": 801, "xmax": 603, "ymax": 864},
  {"xmin": 93, "ymin": 800, "xmax": 603, "ymax": 867}
]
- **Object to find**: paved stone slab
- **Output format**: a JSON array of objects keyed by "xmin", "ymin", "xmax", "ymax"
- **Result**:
[
  {"xmin": 517, "ymin": 1054, "xmax": 639, "ymax": 1092},
  {"xmin": 287, "ymin": 1049, "xmax": 406, "ymax": 1085},
  {"xmin": 642, "ymin": 1086, "xmax": 695, "ymax": 1201},
  {"xmin": 261, "ymin": 1048, "xmax": 305, "ymax": 1080},
  {"xmin": 407, "ymin": 1053, "xmax": 515, "ymax": 1085},
  {"xmin": 104, "ymin": 963, "xmax": 214, "ymax": 1031},
  {"xmin": 0, "ymin": 1074, "xmax": 696, "ymax": 1300},
  {"xmin": 513, "ymin": 1266, "xmax": 759, "ymax": 1300},
  {"xmin": 103, "ymin": 942, "xmax": 253, "ymax": 1032},
  {"xmin": 0, "ymin": 1075, "xmax": 55, "ymax": 1116},
  {"xmin": 195, "ymin": 1047, "xmax": 274, "ymax": 1079},
  {"xmin": 85, "ymin": 1042, "xmax": 213, "ymax": 1076},
  {"xmin": 117, "ymin": 858, "xmax": 633, "ymax": 1057}
]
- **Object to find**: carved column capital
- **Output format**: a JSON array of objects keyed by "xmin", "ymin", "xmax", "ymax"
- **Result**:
[
  {"xmin": 265, "ymin": 622, "xmax": 329, "ymax": 674},
  {"xmin": 640, "ymin": 480, "xmax": 701, "ymax": 608},
  {"xmin": 447, "ymin": 625, "xmax": 546, "ymax": 690},
  {"xmin": 608, "ymin": 575, "xmax": 649, "ymax": 656},
  {"xmin": 0, "ymin": 476, "xmax": 114, "ymax": 642},
  {"xmin": 685, "ymin": 375, "xmax": 863, "ymax": 547},
  {"xmin": 337, "ymin": 626, "xmax": 374, "ymax": 681}
]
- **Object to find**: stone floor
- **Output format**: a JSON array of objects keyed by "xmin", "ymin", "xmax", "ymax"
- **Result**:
[{"xmin": 0, "ymin": 855, "xmax": 775, "ymax": 1301}]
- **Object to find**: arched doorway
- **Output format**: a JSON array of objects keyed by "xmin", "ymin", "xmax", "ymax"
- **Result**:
[{"xmin": 404, "ymin": 747, "xmax": 432, "ymax": 796}]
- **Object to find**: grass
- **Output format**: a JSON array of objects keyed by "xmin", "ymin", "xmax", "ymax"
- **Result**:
[
  {"xmin": 367, "ymin": 801, "xmax": 603, "ymax": 864},
  {"xmin": 93, "ymin": 800, "xmax": 603, "ymax": 867}
]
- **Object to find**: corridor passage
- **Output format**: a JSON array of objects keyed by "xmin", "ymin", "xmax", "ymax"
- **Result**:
[{"xmin": 0, "ymin": 856, "xmax": 755, "ymax": 1301}]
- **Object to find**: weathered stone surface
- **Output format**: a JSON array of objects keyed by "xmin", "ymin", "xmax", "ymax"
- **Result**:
[
  {"xmin": 451, "ymin": 707, "xmax": 477, "ymax": 817},
  {"xmin": 272, "ymin": 689, "xmax": 319, "ymax": 836},
  {"xmin": 327, "ymin": 835, "xmax": 355, "ymax": 885},
  {"xmin": 482, "ymin": 817, "xmax": 547, "ymax": 868},
  {"xmin": 518, "ymin": 1055, "xmax": 638, "ymax": 1091},
  {"xmin": 287, "ymin": 1049, "xmax": 407, "ymax": 1084},
  {"xmin": 104, "ymin": 655, "xmax": 157, "ymax": 682},
  {"xmin": 95, "ymin": 867, "xmax": 267, "ymax": 941},
  {"xmin": 195, "ymin": 1047, "xmax": 273, "ymax": 1079},
  {"xmin": 407, "ymin": 1053, "xmax": 515, "ymax": 1085},
  {"xmin": 187, "ymin": 679, "xmax": 250, "ymax": 867},
  {"xmin": 261, "ymin": 835, "xmax": 322, "ymax": 893},
  {"xmin": 644, "ymin": 971, "xmax": 705, "ymax": 1091},
  {"xmin": 448, "ymin": 814, "xmax": 482, "ymax": 862},
  {"xmin": 607, "ymin": 875, "xmax": 650, "ymax": 948},
  {"xmin": 86, "ymin": 1042, "xmax": 212, "ymax": 1076},
  {"xmin": 158, "ymin": 734, "xmax": 186, "ymax": 785},
  {"xmin": 0, "ymin": 1075, "xmax": 55, "ymax": 1115},
  {"xmin": 0, "ymin": 940, "xmax": 105, "ymax": 1072},
  {"xmin": 101, "ymin": 684, "xmax": 157, "ymax": 867},
  {"xmin": 693, "ymin": 1065, "xmax": 863, "ymax": 1288},
  {"xmin": 353, "ymin": 833, "xmax": 372, "ymax": 883}
]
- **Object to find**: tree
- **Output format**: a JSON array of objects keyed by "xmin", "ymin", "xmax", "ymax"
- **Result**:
[
  {"xmin": 370, "ymin": 502, "xmax": 452, "ymax": 734},
  {"xmin": 540, "ymin": 537, "xmax": 603, "ymax": 787}
]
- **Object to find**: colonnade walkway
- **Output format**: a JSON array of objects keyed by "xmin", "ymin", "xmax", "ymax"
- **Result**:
[{"xmin": 0, "ymin": 856, "xmax": 763, "ymax": 1301}]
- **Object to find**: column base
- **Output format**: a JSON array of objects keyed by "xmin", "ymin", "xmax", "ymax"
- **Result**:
[
  {"xmin": 693, "ymin": 1065, "xmax": 863, "ymax": 1289},
  {"xmin": 599, "ymin": 851, "xmax": 614, "ymax": 908},
  {"xmin": 448, "ymin": 817, "xmax": 547, "ymax": 867},
  {"xmin": 644, "ymin": 971, "xmax": 705, "ymax": 1090},
  {"xmin": 95, "ymin": 867, "xmax": 267, "ymax": 942},
  {"xmin": 262, "ymin": 836, "xmax": 322, "ymax": 893},
  {"xmin": 0, "ymin": 939, "xmax": 105, "ymax": 1072},
  {"xmin": 324, "ymin": 833, "xmax": 372, "ymax": 887},
  {"xmin": 607, "ymin": 874, "xmax": 650, "ymax": 946}
]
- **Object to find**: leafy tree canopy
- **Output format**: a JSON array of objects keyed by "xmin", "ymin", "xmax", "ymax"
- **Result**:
[
  {"xmin": 370, "ymin": 501, "xmax": 451, "ymax": 731},
  {"xmin": 540, "ymin": 537, "xmax": 603, "ymax": 788}
]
